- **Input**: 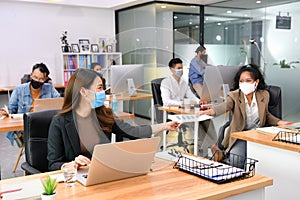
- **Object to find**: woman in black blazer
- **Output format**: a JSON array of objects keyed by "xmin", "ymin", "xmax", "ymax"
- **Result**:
[{"xmin": 47, "ymin": 69, "xmax": 180, "ymax": 171}]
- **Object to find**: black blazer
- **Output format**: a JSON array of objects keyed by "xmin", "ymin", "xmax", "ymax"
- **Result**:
[{"xmin": 47, "ymin": 112, "xmax": 152, "ymax": 171}]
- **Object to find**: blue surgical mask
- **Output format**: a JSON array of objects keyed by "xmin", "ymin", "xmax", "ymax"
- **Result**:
[
  {"xmin": 89, "ymin": 91, "xmax": 106, "ymax": 109},
  {"xmin": 96, "ymin": 70, "xmax": 103, "ymax": 76}
]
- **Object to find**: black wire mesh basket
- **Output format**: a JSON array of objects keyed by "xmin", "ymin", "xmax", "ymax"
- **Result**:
[
  {"xmin": 174, "ymin": 152, "xmax": 258, "ymax": 184},
  {"xmin": 272, "ymin": 130, "xmax": 300, "ymax": 144}
]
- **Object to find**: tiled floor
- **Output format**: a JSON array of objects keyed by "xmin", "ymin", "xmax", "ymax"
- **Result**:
[{"xmin": 0, "ymin": 115, "xmax": 225, "ymax": 180}]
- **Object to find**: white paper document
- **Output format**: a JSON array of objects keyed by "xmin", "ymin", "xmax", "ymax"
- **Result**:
[
  {"xmin": 256, "ymin": 126, "xmax": 290, "ymax": 134},
  {"xmin": 1, "ymin": 179, "xmax": 43, "ymax": 200},
  {"xmin": 168, "ymin": 114, "xmax": 213, "ymax": 123}
]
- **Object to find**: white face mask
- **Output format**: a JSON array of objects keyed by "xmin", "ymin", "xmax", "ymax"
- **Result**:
[
  {"xmin": 174, "ymin": 69, "xmax": 183, "ymax": 78},
  {"xmin": 239, "ymin": 82, "xmax": 256, "ymax": 95}
]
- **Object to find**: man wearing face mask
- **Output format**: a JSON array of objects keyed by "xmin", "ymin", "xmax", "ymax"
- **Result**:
[
  {"xmin": 4, "ymin": 63, "xmax": 60, "ymax": 145},
  {"xmin": 189, "ymin": 45, "xmax": 207, "ymax": 98},
  {"xmin": 160, "ymin": 58, "xmax": 216, "ymax": 157},
  {"xmin": 161, "ymin": 58, "xmax": 199, "ymax": 107}
]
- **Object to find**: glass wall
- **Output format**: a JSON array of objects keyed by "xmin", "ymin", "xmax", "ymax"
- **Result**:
[{"xmin": 116, "ymin": 1, "xmax": 300, "ymax": 120}]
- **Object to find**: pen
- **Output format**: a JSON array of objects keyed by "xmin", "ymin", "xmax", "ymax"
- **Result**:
[{"xmin": 0, "ymin": 188, "xmax": 22, "ymax": 196}]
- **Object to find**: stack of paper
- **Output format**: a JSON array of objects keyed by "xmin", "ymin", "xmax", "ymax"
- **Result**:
[{"xmin": 168, "ymin": 114, "xmax": 213, "ymax": 123}]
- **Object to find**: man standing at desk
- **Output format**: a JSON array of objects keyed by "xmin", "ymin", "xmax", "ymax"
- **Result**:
[
  {"xmin": 189, "ymin": 45, "xmax": 207, "ymax": 98},
  {"xmin": 2, "ymin": 63, "xmax": 60, "ymax": 145},
  {"xmin": 160, "ymin": 58, "xmax": 216, "ymax": 156}
]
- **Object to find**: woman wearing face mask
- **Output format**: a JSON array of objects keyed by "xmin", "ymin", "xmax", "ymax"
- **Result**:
[
  {"xmin": 47, "ymin": 69, "xmax": 180, "ymax": 171},
  {"xmin": 198, "ymin": 64, "xmax": 291, "ymax": 160}
]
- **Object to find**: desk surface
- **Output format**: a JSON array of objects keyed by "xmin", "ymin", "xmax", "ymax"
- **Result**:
[
  {"xmin": 0, "ymin": 117, "xmax": 23, "ymax": 132},
  {"xmin": 158, "ymin": 106, "xmax": 195, "ymax": 114},
  {"xmin": 0, "ymin": 85, "xmax": 65, "ymax": 92},
  {"xmin": 0, "ymin": 158, "xmax": 272, "ymax": 200},
  {"xmin": 231, "ymin": 129, "xmax": 300, "ymax": 153},
  {"xmin": 106, "ymin": 93, "xmax": 152, "ymax": 101}
]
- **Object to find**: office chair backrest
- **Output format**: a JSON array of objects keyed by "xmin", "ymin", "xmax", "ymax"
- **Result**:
[
  {"xmin": 151, "ymin": 78, "xmax": 165, "ymax": 123},
  {"xmin": 265, "ymin": 85, "xmax": 282, "ymax": 119},
  {"xmin": 22, "ymin": 109, "xmax": 60, "ymax": 174}
]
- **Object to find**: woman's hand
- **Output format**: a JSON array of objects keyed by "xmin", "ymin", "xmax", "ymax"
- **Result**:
[
  {"xmin": 0, "ymin": 108, "xmax": 9, "ymax": 117},
  {"xmin": 165, "ymin": 121, "xmax": 181, "ymax": 131},
  {"xmin": 74, "ymin": 155, "xmax": 91, "ymax": 167},
  {"xmin": 277, "ymin": 120, "xmax": 293, "ymax": 126},
  {"xmin": 197, "ymin": 108, "xmax": 215, "ymax": 116}
]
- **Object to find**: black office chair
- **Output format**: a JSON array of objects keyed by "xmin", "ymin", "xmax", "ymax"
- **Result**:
[
  {"xmin": 150, "ymin": 78, "xmax": 192, "ymax": 152},
  {"xmin": 21, "ymin": 109, "xmax": 60, "ymax": 175},
  {"xmin": 214, "ymin": 85, "xmax": 282, "ymax": 162}
]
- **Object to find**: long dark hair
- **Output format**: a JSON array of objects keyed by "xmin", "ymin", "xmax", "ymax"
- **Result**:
[
  {"xmin": 60, "ymin": 68, "xmax": 115, "ymax": 132},
  {"xmin": 233, "ymin": 64, "xmax": 266, "ymax": 90}
]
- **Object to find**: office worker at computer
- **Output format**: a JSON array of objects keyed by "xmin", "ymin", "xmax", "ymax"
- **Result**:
[
  {"xmin": 91, "ymin": 62, "xmax": 107, "ymax": 92},
  {"xmin": 1, "ymin": 63, "xmax": 60, "ymax": 145},
  {"xmin": 198, "ymin": 64, "xmax": 292, "ymax": 161},
  {"xmin": 47, "ymin": 69, "xmax": 180, "ymax": 171},
  {"xmin": 160, "ymin": 58, "xmax": 216, "ymax": 156},
  {"xmin": 189, "ymin": 45, "xmax": 207, "ymax": 98}
]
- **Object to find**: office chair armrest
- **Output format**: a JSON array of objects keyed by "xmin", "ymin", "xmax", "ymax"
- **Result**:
[{"xmin": 21, "ymin": 162, "xmax": 42, "ymax": 175}]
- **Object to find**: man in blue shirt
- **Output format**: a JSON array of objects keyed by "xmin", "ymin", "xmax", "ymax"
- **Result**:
[
  {"xmin": 2, "ymin": 63, "xmax": 61, "ymax": 145},
  {"xmin": 188, "ymin": 45, "xmax": 207, "ymax": 98}
]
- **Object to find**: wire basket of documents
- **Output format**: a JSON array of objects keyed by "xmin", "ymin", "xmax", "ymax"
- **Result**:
[
  {"xmin": 174, "ymin": 152, "xmax": 258, "ymax": 184},
  {"xmin": 272, "ymin": 129, "xmax": 300, "ymax": 144}
]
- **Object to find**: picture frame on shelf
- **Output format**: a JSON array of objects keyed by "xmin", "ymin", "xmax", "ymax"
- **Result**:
[
  {"xmin": 79, "ymin": 39, "xmax": 90, "ymax": 53},
  {"xmin": 106, "ymin": 45, "xmax": 112, "ymax": 53},
  {"xmin": 91, "ymin": 44, "xmax": 99, "ymax": 53},
  {"xmin": 71, "ymin": 44, "xmax": 80, "ymax": 53},
  {"xmin": 61, "ymin": 45, "xmax": 71, "ymax": 53}
]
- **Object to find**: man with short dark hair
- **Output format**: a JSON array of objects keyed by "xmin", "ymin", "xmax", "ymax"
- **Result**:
[
  {"xmin": 2, "ymin": 63, "xmax": 60, "ymax": 145},
  {"xmin": 189, "ymin": 45, "xmax": 207, "ymax": 98},
  {"xmin": 160, "ymin": 58, "xmax": 216, "ymax": 156}
]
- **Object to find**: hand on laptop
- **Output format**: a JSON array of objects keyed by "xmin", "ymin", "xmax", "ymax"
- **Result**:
[{"xmin": 74, "ymin": 155, "xmax": 91, "ymax": 167}]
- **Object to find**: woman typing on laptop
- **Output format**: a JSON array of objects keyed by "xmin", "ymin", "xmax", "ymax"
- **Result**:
[{"xmin": 47, "ymin": 69, "xmax": 180, "ymax": 171}]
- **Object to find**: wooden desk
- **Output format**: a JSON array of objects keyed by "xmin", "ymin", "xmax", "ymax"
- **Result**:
[
  {"xmin": 0, "ymin": 117, "xmax": 23, "ymax": 132},
  {"xmin": 0, "ymin": 159, "xmax": 273, "ymax": 200},
  {"xmin": 106, "ymin": 93, "xmax": 153, "ymax": 123},
  {"xmin": 232, "ymin": 129, "xmax": 300, "ymax": 200}
]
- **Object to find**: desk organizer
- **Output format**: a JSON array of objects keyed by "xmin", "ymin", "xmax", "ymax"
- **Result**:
[
  {"xmin": 174, "ymin": 152, "xmax": 258, "ymax": 184},
  {"xmin": 272, "ymin": 130, "xmax": 300, "ymax": 144}
]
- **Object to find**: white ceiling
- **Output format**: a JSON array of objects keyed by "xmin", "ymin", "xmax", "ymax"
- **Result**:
[{"xmin": 11, "ymin": 0, "xmax": 299, "ymax": 10}]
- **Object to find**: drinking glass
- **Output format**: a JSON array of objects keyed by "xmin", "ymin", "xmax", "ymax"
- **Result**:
[{"xmin": 62, "ymin": 163, "xmax": 77, "ymax": 187}]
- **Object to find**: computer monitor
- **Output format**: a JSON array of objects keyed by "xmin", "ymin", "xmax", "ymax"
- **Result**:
[
  {"xmin": 110, "ymin": 64, "xmax": 144, "ymax": 95},
  {"xmin": 200, "ymin": 65, "xmax": 241, "ymax": 101}
]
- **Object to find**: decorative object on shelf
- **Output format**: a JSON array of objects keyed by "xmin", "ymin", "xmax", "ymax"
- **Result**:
[
  {"xmin": 79, "ymin": 39, "xmax": 90, "ymax": 52},
  {"xmin": 273, "ymin": 59, "xmax": 299, "ymax": 68},
  {"xmin": 99, "ymin": 38, "xmax": 107, "ymax": 52},
  {"xmin": 71, "ymin": 44, "xmax": 80, "ymax": 53},
  {"xmin": 60, "ymin": 31, "xmax": 71, "ymax": 53},
  {"xmin": 91, "ymin": 44, "xmax": 99, "ymax": 53},
  {"xmin": 106, "ymin": 45, "xmax": 112, "ymax": 53},
  {"xmin": 40, "ymin": 175, "xmax": 57, "ymax": 200}
]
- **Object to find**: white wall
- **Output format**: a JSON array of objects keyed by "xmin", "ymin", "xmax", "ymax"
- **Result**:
[{"xmin": 0, "ymin": 1, "xmax": 114, "ymax": 86}]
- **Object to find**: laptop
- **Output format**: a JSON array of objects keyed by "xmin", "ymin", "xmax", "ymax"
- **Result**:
[
  {"xmin": 76, "ymin": 137, "xmax": 160, "ymax": 186},
  {"xmin": 33, "ymin": 98, "xmax": 64, "ymax": 112}
]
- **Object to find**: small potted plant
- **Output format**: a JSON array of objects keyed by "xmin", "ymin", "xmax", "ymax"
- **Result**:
[
  {"xmin": 273, "ymin": 59, "xmax": 299, "ymax": 68},
  {"xmin": 41, "ymin": 175, "xmax": 57, "ymax": 200},
  {"xmin": 60, "ymin": 31, "xmax": 71, "ymax": 52}
]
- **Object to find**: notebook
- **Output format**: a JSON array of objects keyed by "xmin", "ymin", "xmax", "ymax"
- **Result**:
[
  {"xmin": 33, "ymin": 98, "xmax": 64, "ymax": 112},
  {"xmin": 76, "ymin": 137, "xmax": 160, "ymax": 186}
]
